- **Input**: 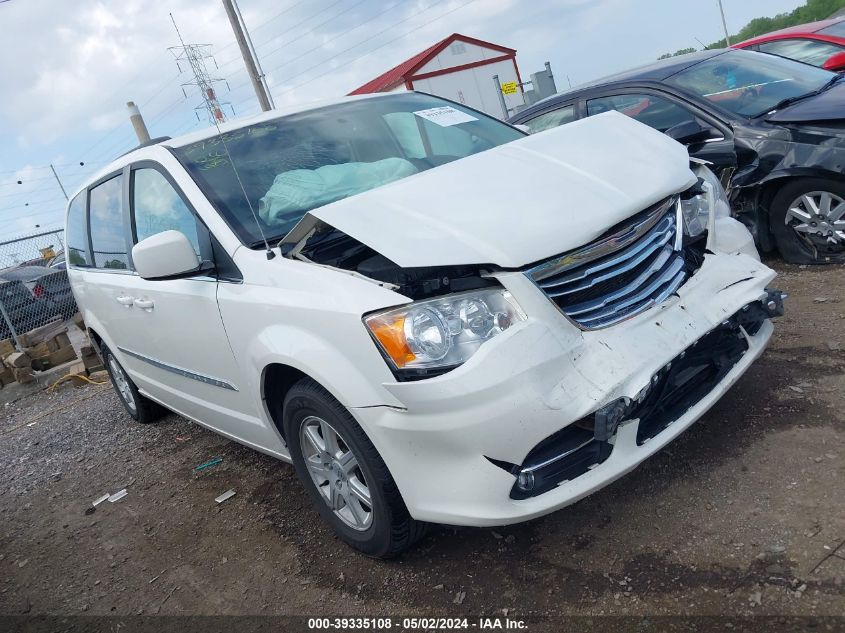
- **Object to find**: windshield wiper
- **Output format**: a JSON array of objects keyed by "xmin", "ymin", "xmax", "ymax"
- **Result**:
[
  {"xmin": 248, "ymin": 236, "xmax": 285, "ymax": 249},
  {"xmin": 755, "ymin": 74, "xmax": 844, "ymax": 118}
]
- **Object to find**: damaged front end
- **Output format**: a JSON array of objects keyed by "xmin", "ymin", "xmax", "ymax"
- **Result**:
[
  {"xmin": 495, "ymin": 289, "xmax": 785, "ymax": 500},
  {"xmin": 281, "ymin": 222, "xmax": 497, "ymax": 301}
]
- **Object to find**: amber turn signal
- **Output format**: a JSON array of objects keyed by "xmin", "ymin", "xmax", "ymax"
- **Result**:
[{"xmin": 365, "ymin": 313, "xmax": 416, "ymax": 368}]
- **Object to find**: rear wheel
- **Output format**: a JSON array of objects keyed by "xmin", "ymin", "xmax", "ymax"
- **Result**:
[
  {"xmin": 770, "ymin": 179, "xmax": 845, "ymax": 264},
  {"xmin": 102, "ymin": 347, "xmax": 166, "ymax": 423},
  {"xmin": 283, "ymin": 378, "xmax": 427, "ymax": 558}
]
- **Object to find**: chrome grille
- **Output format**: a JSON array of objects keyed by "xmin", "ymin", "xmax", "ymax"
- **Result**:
[{"xmin": 526, "ymin": 197, "xmax": 687, "ymax": 329}]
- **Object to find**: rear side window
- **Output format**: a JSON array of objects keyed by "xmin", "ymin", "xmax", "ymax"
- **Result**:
[
  {"xmin": 818, "ymin": 20, "xmax": 845, "ymax": 38},
  {"xmin": 757, "ymin": 38, "xmax": 844, "ymax": 67},
  {"xmin": 131, "ymin": 168, "xmax": 201, "ymax": 256},
  {"xmin": 66, "ymin": 192, "xmax": 90, "ymax": 268},
  {"xmin": 523, "ymin": 105, "xmax": 577, "ymax": 133},
  {"xmin": 89, "ymin": 175, "xmax": 130, "ymax": 270},
  {"xmin": 587, "ymin": 93, "xmax": 696, "ymax": 132}
]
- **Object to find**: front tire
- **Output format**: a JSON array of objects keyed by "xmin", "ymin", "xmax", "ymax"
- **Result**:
[
  {"xmin": 283, "ymin": 378, "xmax": 427, "ymax": 558},
  {"xmin": 770, "ymin": 178, "xmax": 845, "ymax": 264},
  {"xmin": 102, "ymin": 347, "xmax": 166, "ymax": 424}
]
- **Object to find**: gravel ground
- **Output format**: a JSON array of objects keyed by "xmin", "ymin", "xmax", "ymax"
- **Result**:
[{"xmin": 0, "ymin": 261, "xmax": 843, "ymax": 620}]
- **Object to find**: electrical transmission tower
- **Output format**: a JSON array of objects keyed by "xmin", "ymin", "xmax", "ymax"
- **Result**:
[{"xmin": 168, "ymin": 14, "xmax": 233, "ymax": 125}]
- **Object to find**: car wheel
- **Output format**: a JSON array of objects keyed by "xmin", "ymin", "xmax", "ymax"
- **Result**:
[
  {"xmin": 283, "ymin": 378, "xmax": 428, "ymax": 558},
  {"xmin": 770, "ymin": 178, "xmax": 845, "ymax": 264},
  {"xmin": 102, "ymin": 347, "xmax": 166, "ymax": 424}
]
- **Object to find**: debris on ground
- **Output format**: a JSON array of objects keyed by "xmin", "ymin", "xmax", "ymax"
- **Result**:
[
  {"xmin": 195, "ymin": 457, "xmax": 223, "ymax": 472},
  {"xmin": 80, "ymin": 345, "xmax": 104, "ymax": 374},
  {"xmin": 5, "ymin": 351, "xmax": 31, "ymax": 369},
  {"xmin": 17, "ymin": 317, "xmax": 79, "ymax": 372},
  {"xmin": 215, "ymin": 489, "xmax": 236, "ymax": 504},
  {"xmin": 92, "ymin": 494, "xmax": 110, "ymax": 506},
  {"xmin": 107, "ymin": 489, "xmax": 128, "ymax": 503}
]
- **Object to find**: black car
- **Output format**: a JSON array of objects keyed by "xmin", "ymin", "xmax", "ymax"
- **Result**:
[
  {"xmin": 510, "ymin": 48, "xmax": 845, "ymax": 264},
  {"xmin": 0, "ymin": 266, "xmax": 76, "ymax": 339}
]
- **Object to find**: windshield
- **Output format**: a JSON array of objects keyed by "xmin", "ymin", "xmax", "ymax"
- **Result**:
[
  {"xmin": 173, "ymin": 93, "xmax": 524, "ymax": 246},
  {"xmin": 667, "ymin": 50, "xmax": 836, "ymax": 117}
]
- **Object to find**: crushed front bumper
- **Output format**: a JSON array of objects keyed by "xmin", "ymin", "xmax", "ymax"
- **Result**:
[{"xmin": 352, "ymin": 252, "xmax": 779, "ymax": 526}]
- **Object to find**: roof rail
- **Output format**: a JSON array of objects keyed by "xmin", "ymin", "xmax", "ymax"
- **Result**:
[{"xmin": 119, "ymin": 136, "xmax": 172, "ymax": 158}]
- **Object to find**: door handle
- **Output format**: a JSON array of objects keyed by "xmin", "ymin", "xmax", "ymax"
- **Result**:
[
  {"xmin": 116, "ymin": 295, "xmax": 135, "ymax": 307},
  {"xmin": 134, "ymin": 298, "xmax": 154, "ymax": 311}
]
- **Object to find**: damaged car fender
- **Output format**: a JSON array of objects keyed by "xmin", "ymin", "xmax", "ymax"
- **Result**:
[{"xmin": 218, "ymin": 249, "xmax": 412, "ymax": 417}]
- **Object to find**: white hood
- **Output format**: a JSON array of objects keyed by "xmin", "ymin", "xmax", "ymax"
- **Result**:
[{"xmin": 285, "ymin": 111, "xmax": 695, "ymax": 269}]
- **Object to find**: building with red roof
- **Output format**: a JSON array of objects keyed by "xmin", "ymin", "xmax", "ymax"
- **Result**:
[{"xmin": 349, "ymin": 33, "xmax": 525, "ymax": 119}]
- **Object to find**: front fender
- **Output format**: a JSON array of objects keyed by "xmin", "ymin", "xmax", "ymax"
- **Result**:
[
  {"xmin": 755, "ymin": 165, "xmax": 845, "ymax": 187},
  {"xmin": 246, "ymin": 321, "xmax": 405, "ymax": 410}
]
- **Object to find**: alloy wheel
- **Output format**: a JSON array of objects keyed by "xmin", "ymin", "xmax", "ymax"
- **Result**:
[
  {"xmin": 299, "ymin": 415, "xmax": 373, "ymax": 531},
  {"xmin": 785, "ymin": 191, "xmax": 845, "ymax": 254},
  {"xmin": 108, "ymin": 356, "xmax": 137, "ymax": 415}
]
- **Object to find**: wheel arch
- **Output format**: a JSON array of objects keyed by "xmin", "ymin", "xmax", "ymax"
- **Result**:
[
  {"xmin": 261, "ymin": 362, "xmax": 311, "ymax": 442},
  {"xmin": 736, "ymin": 169, "xmax": 845, "ymax": 252},
  {"xmin": 758, "ymin": 168, "xmax": 845, "ymax": 201}
]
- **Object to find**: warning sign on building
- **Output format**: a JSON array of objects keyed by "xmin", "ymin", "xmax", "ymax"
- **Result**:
[{"xmin": 500, "ymin": 82, "xmax": 518, "ymax": 95}]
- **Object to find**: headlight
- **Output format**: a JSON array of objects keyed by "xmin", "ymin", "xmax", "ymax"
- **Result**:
[
  {"xmin": 364, "ymin": 288, "xmax": 526, "ymax": 371},
  {"xmin": 680, "ymin": 164, "xmax": 731, "ymax": 237}
]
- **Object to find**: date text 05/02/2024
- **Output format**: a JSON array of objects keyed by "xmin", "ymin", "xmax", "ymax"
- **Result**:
[{"xmin": 307, "ymin": 617, "xmax": 529, "ymax": 630}]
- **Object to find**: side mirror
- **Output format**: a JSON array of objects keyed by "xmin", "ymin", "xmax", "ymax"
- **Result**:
[
  {"xmin": 513, "ymin": 123, "xmax": 531, "ymax": 134},
  {"xmin": 822, "ymin": 51, "xmax": 845, "ymax": 71},
  {"xmin": 665, "ymin": 120, "xmax": 716, "ymax": 145},
  {"xmin": 132, "ymin": 230, "xmax": 202, "ymax": 280}
]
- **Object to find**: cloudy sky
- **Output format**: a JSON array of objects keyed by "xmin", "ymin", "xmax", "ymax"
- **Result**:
[{"xmin": 0, "ymin": 0, "xmax": 806, "ymax": 236}]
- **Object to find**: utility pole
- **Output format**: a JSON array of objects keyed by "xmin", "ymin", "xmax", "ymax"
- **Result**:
[
  {"xmin": 717, "ymin": 0, "xmax": 731, "ymax": 46},
  {"xmin": 126, "ymin": 101, "xmax": 151, "ymax": 144},
  {"xmin": 222, "ymin": 0, "xmax": 272, "ymax": 112},
  {"xmin": 492, "ymin": 74, "xmax": 509, "ymax": 120},
  {"xmin": 49, "ymin": 164, "xmax": 69, "ymax": 201},
  {"xmin": 230, "ymin": 0, "xmax": 274, "ymax": 109}
]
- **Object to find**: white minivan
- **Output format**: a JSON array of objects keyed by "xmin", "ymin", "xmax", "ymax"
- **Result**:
[{"xmin": 66, "ymin": 92, "xmax": 783, "ymax": 557}]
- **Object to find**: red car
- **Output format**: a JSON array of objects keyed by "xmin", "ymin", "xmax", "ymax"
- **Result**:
[{"xmin": 734, "ymin": 17, "xmax": 845, "ymax": 71}]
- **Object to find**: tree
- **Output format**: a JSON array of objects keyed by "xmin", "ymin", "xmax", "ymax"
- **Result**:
[
  {"xmin": 657, "ymin": 0, "xmax": 845, "ymax": 59},
  {"xmin": 659, "ymin": 47, "xmax": 697, "ymax": 60},
  {"xmin": 706, "ymin": 0, "xmax": 845, "ymax": 48}
]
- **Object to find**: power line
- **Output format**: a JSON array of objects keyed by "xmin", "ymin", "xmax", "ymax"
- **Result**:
[
  {"xmin": 199, "ymin": 0, "xmax": 312, "ymax": 68},
  {"xmin": 227, "ymin": 0, "xmax": 313, "ymax": 44},
  {"xmin": 222, "ymin": 0, "xmax": 423, "ymax": 99},
  {"xmin": 0, "ymin": 209, "xmax": 67, "ymax": 229},
  {"xmin": 0, "ymin": 187, "xmax": 66, "ymax": 201},
  {"xmin": 249, "ymin": 0, "xmax": 371, "ymax": 69},
  {"xmin": 0, "ymin": 194, "xmax": 67, "ymax": 209},
  {"xmin": 73, "ymin": 51, "xmax": 177, "ymax": 161},
  {"xmin": 215, "ymin": 0, "xmax": 347, "ymax": 72},
  {"xmin": 263, "ymin": 0, "xmax": 471, "ymax": 96}
]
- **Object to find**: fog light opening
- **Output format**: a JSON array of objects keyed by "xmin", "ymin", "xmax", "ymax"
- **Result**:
[
  {"xmin": 516, "ymin": 470, "xmax": 535, "ymax": 492},
  {"xmin": 594, "ymin": 397, "xmax": 630, "ymax": 442}
]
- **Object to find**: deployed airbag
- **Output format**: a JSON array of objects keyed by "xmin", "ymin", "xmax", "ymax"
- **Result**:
[{"xmin": 258, "ymin": 157, "xmax": 418, "ymax": 226}]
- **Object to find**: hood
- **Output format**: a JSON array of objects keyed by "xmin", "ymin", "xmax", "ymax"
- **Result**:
[
  {"xmin": 284, "ymin": 111, "xmax": 695, "ymax": 269},
  {"xmin": 766, "ymin": 80, "xmax": 845, "ymax": 123}
]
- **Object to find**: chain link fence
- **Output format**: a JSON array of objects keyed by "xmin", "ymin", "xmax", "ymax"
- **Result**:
[{"xmin": 0, "ymin": 229, "xmax": 78, "ymax": 347}]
